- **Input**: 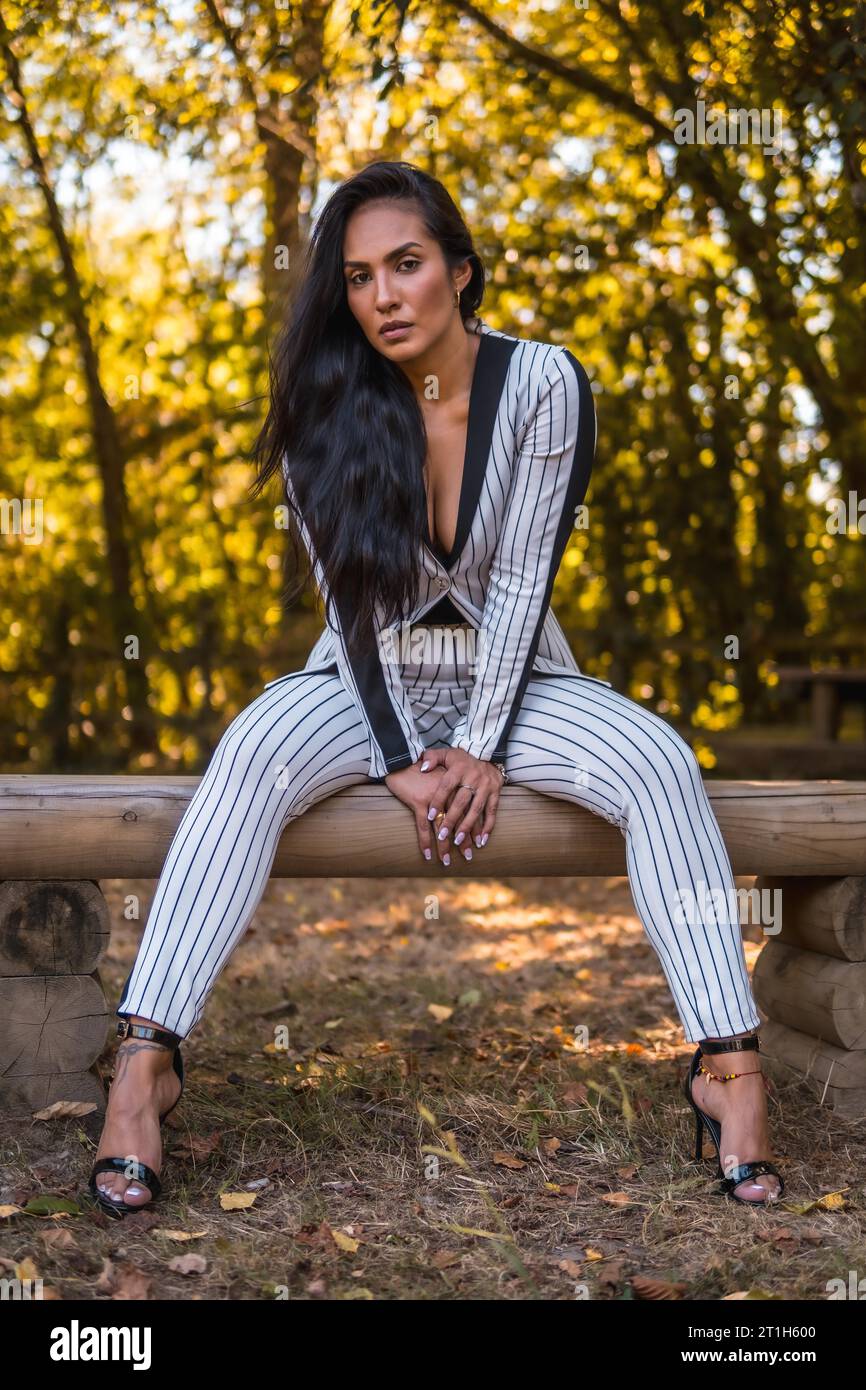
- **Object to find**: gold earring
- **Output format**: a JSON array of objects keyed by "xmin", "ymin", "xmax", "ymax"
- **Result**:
[{"xmin": 453, "ymin": 288, "xmax": 460, "ymax": 307}]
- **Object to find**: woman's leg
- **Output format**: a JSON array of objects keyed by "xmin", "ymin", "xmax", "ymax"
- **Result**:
[
  {"xmin": 117, "ymin": 668, "xmax": 371, "ymax": 1038},
  {"xmin": 501, "ymin": 673, "xmax": 779, "ymax": 1200},
  {"xmin": 94, "ymin": 668, "xmax": 372, "ymax": 1207}
]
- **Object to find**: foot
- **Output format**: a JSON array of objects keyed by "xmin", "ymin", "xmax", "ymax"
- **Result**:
[
  {"xmin": 91, "ymin": 1038, "xmax": 182, "ymax": 1209},
  {"xmin": 688, "ymin": 1048, "xmax": 782, "ymax": 1203}
]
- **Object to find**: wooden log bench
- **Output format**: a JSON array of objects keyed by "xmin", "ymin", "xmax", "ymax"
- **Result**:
[{"xmin": 1, "ymin": 775, "xmax": 865, "ymax": 1117}]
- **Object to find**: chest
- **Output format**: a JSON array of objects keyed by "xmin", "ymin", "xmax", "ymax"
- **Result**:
[{"xmin": 422, "ymin": 405, "xmax": 470, "ymax": 557}]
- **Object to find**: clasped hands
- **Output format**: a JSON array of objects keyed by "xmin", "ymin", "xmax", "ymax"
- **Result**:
[{"xmin": 384, "ymin": 747, "xmax": 505, "ymax": 866}]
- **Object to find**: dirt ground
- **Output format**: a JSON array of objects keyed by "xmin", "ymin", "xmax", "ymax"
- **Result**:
[{"xmin": 2, "ymin": 871, "xmax": 864, "ymax": 1301}]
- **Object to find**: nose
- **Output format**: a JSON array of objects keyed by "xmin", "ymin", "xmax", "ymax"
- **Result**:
[{"xmin": 374, "ymin": 275, "xmax": 399, "ymax": 314}]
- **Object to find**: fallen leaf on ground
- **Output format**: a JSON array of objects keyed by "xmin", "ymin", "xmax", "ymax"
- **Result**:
[
  {"xmin": 168, "ymin": 1253, "xmax": 207, "ymax": 1275},
  {"xmin": 41, "ymin": 1228, "xmax": 77, "ymax": 1250},
  {"xmin": 784, "ymin": 1189, "xmax": 848, "ymax": 1215},
  {"xmin": 22, "ymin": 1195, "xmax": 80, "ymax": 1218},
  {"xmin": 95, "ymin": 1258, "xmax": 152, "ymax": 1300},
  {"xmin": 32, "ymin": 1101, "xmax": 97, "ymax": 1121},
  {"xmin": 219, "ymin": 1192, "xmax": 257, "ymax": 1211},
  {"xmin": 597, "ymin": 1260, "xmax": 623, "ymax": 1290},
  {"xmin": 432, "ymin": 1251, "xmax": 461, "ymax": 1269}
]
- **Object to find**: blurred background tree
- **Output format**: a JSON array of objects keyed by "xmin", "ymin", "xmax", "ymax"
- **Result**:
[{"xmin": 1, "ymin": 0, "xmax": 863, "ymax": 772}]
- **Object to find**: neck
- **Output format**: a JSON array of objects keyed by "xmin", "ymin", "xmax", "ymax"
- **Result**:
[{"xmin": 398, "ymin": 320, "xmax": 480, "ymax": 405}]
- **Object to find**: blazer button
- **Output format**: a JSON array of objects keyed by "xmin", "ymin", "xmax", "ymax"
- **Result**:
[{"xmin": 435, "ymin": 576, "xmax": 449, "ymax": 590}]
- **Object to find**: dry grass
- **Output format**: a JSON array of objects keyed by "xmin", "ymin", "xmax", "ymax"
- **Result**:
[{"xmin": 2, "ymin": 873, "xmax": 864, "ymax": 1300}]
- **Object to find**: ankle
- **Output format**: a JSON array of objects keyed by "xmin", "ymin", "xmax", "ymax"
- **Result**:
[
  {"xmin": 111, "ymin": 1032, "xmax": 177, "ymax": 1085},
  {"xmin": 699, "ymin": 1031, "xmax": 761, "ymax": 1073}
]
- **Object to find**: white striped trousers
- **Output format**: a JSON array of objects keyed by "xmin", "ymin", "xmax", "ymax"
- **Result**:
[{"xmin": 118, "ymin": 641, "xmax": 761, "ymax": 1044}]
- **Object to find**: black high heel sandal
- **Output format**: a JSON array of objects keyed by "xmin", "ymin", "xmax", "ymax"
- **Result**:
[
  {"xmin": 683, "ymin": 1033, "xmax": 785, "ymax": 1205},
  {"xmin": 88, "ymin": 1020, "xmax": 185, "ymax": 1219}
]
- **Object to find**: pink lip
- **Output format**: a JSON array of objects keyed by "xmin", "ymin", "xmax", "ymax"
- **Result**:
[{"xmin": 381, "ymin": 323, "xmax": 413, "ymax": 337}]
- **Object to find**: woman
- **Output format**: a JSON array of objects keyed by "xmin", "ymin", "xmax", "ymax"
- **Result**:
[{"xmin": 89, "ymin": 160, "xmax": 784, "ymax": 1216}]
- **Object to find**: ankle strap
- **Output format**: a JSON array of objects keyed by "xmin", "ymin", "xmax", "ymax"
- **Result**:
[
  {"xmin": 699, "ymin": 1033, "xmax": 760, "ymax": 1056},
  {"xmin": 116, "ymin": 1019, "xmax": 181, "ymax": 1050}
]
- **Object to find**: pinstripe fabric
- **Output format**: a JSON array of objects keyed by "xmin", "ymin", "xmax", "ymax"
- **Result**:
[
  {"xmin": 117, "ymin": 639, "xmax": 761, "ymax": 1042},
  {"xmin": 116, "ymin": 318, "xmax": 761, "ymax": 1043},
  {"xmin": 278, "ymin": 317, "xmax": 600, "ymax": 780}
]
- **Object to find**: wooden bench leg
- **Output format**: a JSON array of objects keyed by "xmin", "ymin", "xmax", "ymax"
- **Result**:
[
  {"xmin": 812, "ymin": 680, "xmax": 840, "ymax": 741},
  {"xmin": 752, "ymin": 875, "xmax": 866, "ymax": 1116},
  {"xmin": 0, "ymin": 880, "xmax": 111, "ymax": 1115}
]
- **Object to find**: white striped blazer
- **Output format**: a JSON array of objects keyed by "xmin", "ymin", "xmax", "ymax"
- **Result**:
[{"xmin": 274, "ymin": 315, "xmax": 604, "ymax": 781}]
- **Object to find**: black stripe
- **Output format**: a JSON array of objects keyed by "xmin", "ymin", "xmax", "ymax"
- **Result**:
[
  {"xmin": 424, "ymin": 333, "xmax": 518, "ymax": 569},
  {"xmin": 329, "ymin": 591, "xmax": 419, "ymax": 772},
  {"xmin": 343, "ymin": 334, "xmax": 519, "ymax": 771},
  {"xmin": 489, "ymin": 349, "xmax": 595, "ymax": 761}
]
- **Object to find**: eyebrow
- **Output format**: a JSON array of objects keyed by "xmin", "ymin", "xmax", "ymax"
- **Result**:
[{"xmin": 343, "ymin": 241, "xmax": 424, "ymax": 270}]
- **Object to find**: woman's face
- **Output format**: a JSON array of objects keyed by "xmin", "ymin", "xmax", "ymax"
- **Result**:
[{"xmin": 342, "ymin": 201, "xmax": 469, "ymax": 359}]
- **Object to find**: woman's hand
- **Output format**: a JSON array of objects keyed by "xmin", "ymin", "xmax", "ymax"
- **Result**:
[
  {"xmin": 422, "ymin": 746, "xmax": 504, "ymax": 852},
  {"xmin": 384, "ymin": 750, "xmax": 474, "ymax": 866}
]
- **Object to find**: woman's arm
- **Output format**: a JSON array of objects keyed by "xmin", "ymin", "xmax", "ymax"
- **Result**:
[
  {"xmin": 448, "ymin": 347, "xmax": 596, "ymax": 763},
  {"xmin": 281, "ymin": 461, "xmax": 426, "ymax": 778}
]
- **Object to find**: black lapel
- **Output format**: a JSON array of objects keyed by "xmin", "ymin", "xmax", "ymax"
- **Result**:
[{"xmin": 424, "ymin": 331, "xmax": 518, "ymax": 570}]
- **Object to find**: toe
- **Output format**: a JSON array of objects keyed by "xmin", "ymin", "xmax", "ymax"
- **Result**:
[
  {"xmin": 733, "ymin": 1180, "xmax": 766, "ymax": 1201},
  {"xmin": 120, "ymin": 1182, "xmax": 153, "ymax": 1207},
  {"xmin": 96, "ymin": 1173, "xmax": 127, "ymax": 1203},
  {"xmin": 733, "ymin": 1174, "xmax": 781, "ymax": 1203},
  {"xmin": 95, "ymin": 1170, "xmax": 152, "ymax": 1206}
]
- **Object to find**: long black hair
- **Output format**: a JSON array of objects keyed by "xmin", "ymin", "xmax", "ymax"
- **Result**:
[{"xmin": 248, "ymin": 160, "xmax": 486, "ymax": 658}]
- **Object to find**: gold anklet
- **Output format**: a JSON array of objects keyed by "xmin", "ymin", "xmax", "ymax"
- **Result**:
[{"xmin": 697, "ymin": 1063, "xmax": 762, "ymax": 1083}]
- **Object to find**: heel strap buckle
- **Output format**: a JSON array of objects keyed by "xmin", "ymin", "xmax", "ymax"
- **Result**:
[{"xmin": 699, "ymin": 1034, "xmax": 760, "ymax": 1057}]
